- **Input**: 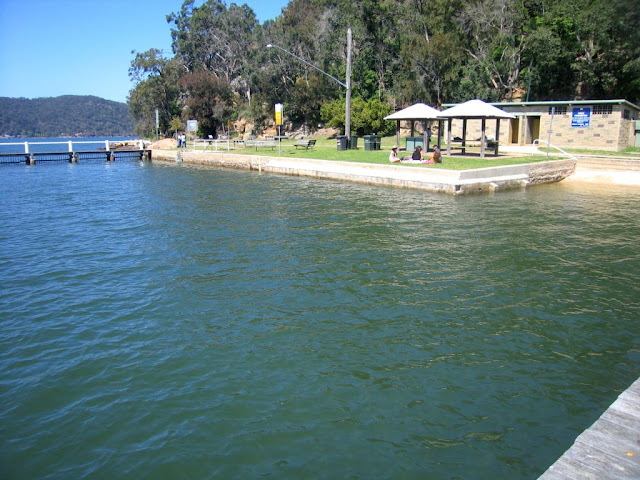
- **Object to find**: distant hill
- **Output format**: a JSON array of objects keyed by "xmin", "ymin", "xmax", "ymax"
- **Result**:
[{"xmin": 0, "ymin": 95, "xmax": 135, "ymax": 137}]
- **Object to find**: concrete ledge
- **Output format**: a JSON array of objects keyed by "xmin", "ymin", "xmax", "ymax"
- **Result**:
[{"xmin": 154, "ymin": 150, "xmax": 576, "ymax": 195}]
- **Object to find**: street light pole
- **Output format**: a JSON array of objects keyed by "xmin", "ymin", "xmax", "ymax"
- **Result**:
[
  {"xmin": 266, "ymin": 28, "xmax": 352, "ymax": 142},
  {"xmin": 345, "ymin": 28, "xmax": 352, "ymax": 144}
]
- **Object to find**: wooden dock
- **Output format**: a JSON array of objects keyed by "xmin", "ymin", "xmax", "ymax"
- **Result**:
[
  {"xmin": 0, "ymin": 139, "xmax": 150, "ymax": 165},
  {"xmin": 539, "ymin": 377, "xmax": 640, "ymax": 479},
  {"xmin": 0, "ymin": 149, "xmax": 151, "ymax": 165}
]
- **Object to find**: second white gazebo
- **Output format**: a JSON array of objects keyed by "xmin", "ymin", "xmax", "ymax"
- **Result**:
[{"xmin": 438, "ymin": 99, "xmax": 516, "ymax": 157}]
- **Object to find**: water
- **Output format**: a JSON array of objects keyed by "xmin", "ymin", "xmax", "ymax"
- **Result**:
[{"xmin": 1, "ymin": 161, "xmax": 639, "ymax": 479}]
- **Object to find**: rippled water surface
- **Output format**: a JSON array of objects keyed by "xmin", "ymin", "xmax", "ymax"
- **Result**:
[{"xmin": 1, "ymin": 161, "xmax": 639, "ymax": 479}]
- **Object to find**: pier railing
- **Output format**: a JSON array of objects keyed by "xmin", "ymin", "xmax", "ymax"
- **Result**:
[
  {"xmin": 0, "ymin": 140, "xmax": 150, "ymax": 165},
  {"xmin": 0, "ymin": 139, "xmax": 145, "ymax": 153}
]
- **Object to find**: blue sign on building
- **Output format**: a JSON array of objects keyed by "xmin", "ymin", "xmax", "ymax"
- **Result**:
[{"xmin": 571, "ymin": 107, "xmax": 591, "ymax": 127}]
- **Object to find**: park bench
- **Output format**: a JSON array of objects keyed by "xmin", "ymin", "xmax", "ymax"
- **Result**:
[
  {"xmin": 294, "ymin": 139, "xmax": 316, "ymax": 150},
  {"xmin": 246, "ymin": 139, "xmax": 276, "ymax": 150}
]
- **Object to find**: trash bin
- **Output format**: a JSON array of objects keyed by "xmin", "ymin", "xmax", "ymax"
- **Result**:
[
  {"xmin": 373, "ymin": 135, "xmax": 381, "ymax": 150},
  {"xmin": 405, "ymin": 137, "xmax": 424, "ymax": 151},
  {"xmin": 349, "ymin": 135, "xmax": 359, "ymax": 149},
  {"xmin": 336, "ymin": 135, "xmax": 348, "ymax": 151},
  {"xmin": 363, "ymin": 135, "xmax": 374, "ymax": 151}
]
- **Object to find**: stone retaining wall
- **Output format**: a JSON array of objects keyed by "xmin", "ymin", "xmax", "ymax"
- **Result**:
[{"xmin": 152, "ymin": 150, "xmax": 575, "ymax": 195}]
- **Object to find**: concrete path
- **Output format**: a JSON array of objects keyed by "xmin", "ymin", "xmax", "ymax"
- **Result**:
[{"xmin": 539, "ymin": 377, "xmax": 640, "ymax": 479}]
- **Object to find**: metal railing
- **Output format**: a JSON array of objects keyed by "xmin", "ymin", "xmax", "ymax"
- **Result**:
[
  {"xmin": 191, "ymin": 138, "xmax": 233, "ymax": 151},
  {"xmin": 0, "ymin": 139, "xmax": 144, "ymax": 154},
  {"xmin": 532, "ymin": 139, "xmax": 578, "ymax": 160}
]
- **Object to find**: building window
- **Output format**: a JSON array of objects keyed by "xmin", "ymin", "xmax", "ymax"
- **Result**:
[
  {"xmin": 548, "ymin": 106, "xmax": 567, "ymax": 115},
  {"xmin": 593, "ymin": 104, "xmax": 613, "ymax": 115},
  {"xmin": 623, "ymin": 109, "xmax": 630, "ymax": 120}
]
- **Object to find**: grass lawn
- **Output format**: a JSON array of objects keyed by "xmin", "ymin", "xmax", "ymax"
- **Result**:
[
  {"xmin": 561, "ymin": 146, "xmax": 640, "ymax": 156},
  {"xmin": 186, "ymin": 136, "xmax": 568, "ymax": 170}
]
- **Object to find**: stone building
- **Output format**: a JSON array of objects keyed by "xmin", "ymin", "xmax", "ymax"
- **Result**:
[{"xmin": 441, "ymin": 100, "xmax": 640, "ymax": 152}]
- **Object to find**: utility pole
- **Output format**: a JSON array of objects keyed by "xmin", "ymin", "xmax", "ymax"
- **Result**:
[{"xmin": 345, "ymin": 28, "xmax": 352, "ymax": 143}]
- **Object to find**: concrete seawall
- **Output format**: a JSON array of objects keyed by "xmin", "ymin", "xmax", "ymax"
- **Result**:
[{"xmin": 152, "ymin": 150, "xmax": 576, "ymax": 195}]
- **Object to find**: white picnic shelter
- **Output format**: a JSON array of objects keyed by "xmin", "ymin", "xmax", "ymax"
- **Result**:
[
  {"xmin": 438, "ymin": 99, "xmax": 516, "ymax": 157},
  {"xmin": 384, "ymin": 103, "xmax": 442, "ymax": 151}
]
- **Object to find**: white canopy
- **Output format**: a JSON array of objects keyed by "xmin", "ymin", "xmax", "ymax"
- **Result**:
[
  {"xmin": 438, "ymin": 99, "xmax": 515, "ymax": 119},
  {"xmin": 384, "ymin": 103, "xmax": 441, "ymax": 120},
  {"xmin": 438, "ymin": 100, "xmax": 515, "ymax": 157},
  {"xmin": 384, "ymin": 103, "xmax": 442, "ymax": 151}
]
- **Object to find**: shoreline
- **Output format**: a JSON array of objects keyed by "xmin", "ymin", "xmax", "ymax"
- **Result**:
[{"xmin": 151, "ymin": 149, "xmax": 576, "ymax": 195}]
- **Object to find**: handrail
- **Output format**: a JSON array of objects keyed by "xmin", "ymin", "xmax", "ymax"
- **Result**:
[
  {"xmin": 532, "ymin": 139, "xmax": 578, "ymax": 160},
  {"xmin": 192, "ymin": 138, "xmax": 232, "ymax": 151},
  {"xmin": 0, "ymin": 139, "xmax": 143, "ymax": 153}
]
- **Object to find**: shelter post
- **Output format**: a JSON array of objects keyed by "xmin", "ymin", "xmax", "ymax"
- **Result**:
[
  {"xmin": 462, "ymin": 120, "xmax": 467, "ymax": 149},
  {"xmin": 447, "ymin": 121, "xmax": 453, "ymax": 155},
  {"xmin": 495, "ymin": 120, "xmax": 500, "ymax": 156},
  {"xmin": 423, "ymin": 121, "xmax": 427, "ymax": 151},
  {"xmin": 396, "ymin": 120, "xmax": 400, "ymax": 148},
  {"xmin": 481, "ymin": 119, "xmax": 486, "ymax": 157}
]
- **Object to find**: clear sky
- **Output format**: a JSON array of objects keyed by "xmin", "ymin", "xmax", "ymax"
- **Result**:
[{"xmin": 0, "ymin": 0, "xmax": 290, "ymax": 103}]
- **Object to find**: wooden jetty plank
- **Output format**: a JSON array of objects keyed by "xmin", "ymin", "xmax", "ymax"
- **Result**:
[{"xmin": 539, "ymin": 377, "xmax": 640, "ymax": 479}]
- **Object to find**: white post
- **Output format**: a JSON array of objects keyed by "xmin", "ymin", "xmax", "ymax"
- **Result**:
[
  {"xmin": 24, "ymin": 142, "xmax": 29, "ymax": 154},
  {"xmin": 68, "ymin": 141, "xmax": 73, "ymax": 152},
  {"xmin": 105, "ymin": 140, "xmax": 110, "ymax": 151}
]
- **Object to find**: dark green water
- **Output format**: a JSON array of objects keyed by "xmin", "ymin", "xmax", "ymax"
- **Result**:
[{"xmin": 1, "ymin": 161, "xmax": 639, "ymax": 479}]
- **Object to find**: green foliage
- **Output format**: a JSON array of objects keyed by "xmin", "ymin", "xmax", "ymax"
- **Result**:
[
  {"xmin": 180, "ymin": 72, "xmax": 233, "ymax": 137},
  {"xmin": 0, "ymin": 96, "xmax": 134, "ymax": 137},
  {"xmin": 128, "ymin": 50, "xmax": 182, "ymax": 137},
  {"xmin": 321, "ymin": 97, "xmax": 393, "ymax": 135},
  {"xmin": 127, "ymin": 0, "xmax": 640, "ymax": 137}
]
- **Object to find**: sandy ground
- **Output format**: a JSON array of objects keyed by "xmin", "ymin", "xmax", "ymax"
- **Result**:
[{"xmin": 563, "ymin": 169, "xmax": 640, "ymax": 186}]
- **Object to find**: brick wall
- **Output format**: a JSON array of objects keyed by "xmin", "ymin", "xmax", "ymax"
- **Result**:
[{"xmin": 441, "ymin": 102, "xmax": 640, "ymax": 151}]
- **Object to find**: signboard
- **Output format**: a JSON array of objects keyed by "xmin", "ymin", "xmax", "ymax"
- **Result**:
[
  {"xmin": 187, "ymin": 120, "xmax": 198, "ymax": 132},
  {"xmin": 275, "ymin": 103, "xmax": 283, "ymax": 126},
  {"xmin": 571, "ymin": 107, "xmax": 591, "ymax": 127}
]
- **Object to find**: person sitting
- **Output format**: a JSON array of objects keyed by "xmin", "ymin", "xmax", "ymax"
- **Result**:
[
  {"xmin": 398, "ymin": 145, "xmax": 424, "ymax": 163},
  {"xmin": 411, "ymin": 146, "xmax": 423, "ymax": 161},
  {"xmin": 389, "ymin": 145, "xmax": 402, "ymax": 163},
  {"xmin": 423, "ymin": 145, "xmax": 442, "ymax": 164}
]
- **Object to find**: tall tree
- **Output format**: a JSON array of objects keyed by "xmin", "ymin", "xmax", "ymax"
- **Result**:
[
  {"xmin": 128, "ymin": 49, "xmax": 181, "ymax": 137},
  {"xmin": 456, "ymin": 0, "xmax": 531, "ymax": 101},
  {"xmin": 168, "ymin": 0, "xmax": 260, "ymax": 95}
]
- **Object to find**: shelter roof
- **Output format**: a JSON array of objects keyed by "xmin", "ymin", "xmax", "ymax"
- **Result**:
[
  {"xmin": 443, "ymin": 99, "xmax": 640, "ymax": 112},
  {"xmin": 384, "ymin": 103, "xmax": 441, "ymax": 120},
  {"xmin": 438, "ymin": 99, "xmax": 515, "ymax": 119}
]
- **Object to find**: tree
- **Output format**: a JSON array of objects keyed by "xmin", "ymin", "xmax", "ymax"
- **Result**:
[
  {"xmin": 321, "ymin": 97, "xmax": 393, "ymax": 136},
  {"xmin": 456, "ymin": 0, "xmax": 531, "ymax": 101},
  {"xmin": 128, "ymin": 49, "xmax": 181, "ymax": 137},
  {"xmin": 168, "ymin": 0, "xmax": 259, "ymax": 95},
  {"xmin": 180, "ymin": 72, "xmax": 233, "ymax": 138},
  {"xmin": 169, "ymin": 116, "xmax": 182, "ymax": 140}
]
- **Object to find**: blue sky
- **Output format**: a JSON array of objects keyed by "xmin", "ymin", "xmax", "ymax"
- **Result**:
[{"xmin": 0, "ymin": 0, "xmax": 290, "ymax": 103}]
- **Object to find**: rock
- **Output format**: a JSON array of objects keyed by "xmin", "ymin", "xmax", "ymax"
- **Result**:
[{"xmin": 149, "ymin": 138, "xmax": 178, "ymax": 149}]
